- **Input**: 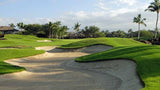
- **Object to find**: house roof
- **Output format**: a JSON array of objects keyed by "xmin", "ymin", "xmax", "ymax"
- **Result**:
[{"xmin": 0, "ymin": 26, "xmax": 18, "ymax": 31}]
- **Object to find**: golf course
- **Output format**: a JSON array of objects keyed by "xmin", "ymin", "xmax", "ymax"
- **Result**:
[
  {"xmin": 0, "ymin": 34, "xmax": 159, "ymax": 90},
  {"xmin": 1, "ymin": 0, "xmax": 160, "ymax": 90}
]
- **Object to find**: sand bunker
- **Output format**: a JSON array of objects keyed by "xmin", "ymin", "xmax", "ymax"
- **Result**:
[
  {"xmin": 37, "ymin": 40, "xmax": 52, "ymax": 42},
  {"xmin": 66, "ymin": 60, "xmax": 143, "ymax": 90},
  {"xmin": 0, "ymin": 45, "xmax": 143, "ymax": 90},
  {"xmin": 47, "ymin": 45, "xmax": 113, "ymax": 54}
]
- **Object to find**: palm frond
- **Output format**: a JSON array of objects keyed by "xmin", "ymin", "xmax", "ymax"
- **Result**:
[
  {"xmin": 146, "ymin": 0, "xmax": 160, "ymax": 12},
  {"xmin": 133, "ymin": 17, "xmax": 138, "ymax": 23},
  {"xmin": 142, "ymin": 18, "xmax": 146, "ymax": 21},
  {"xmin": 141, "ymin": 22, "xmax": 147, "ymax": 27}
]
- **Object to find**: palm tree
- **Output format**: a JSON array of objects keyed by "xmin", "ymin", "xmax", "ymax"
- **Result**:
[
  {"xmin": 48, "ymin": 22, "xmax": 53, "ymax": 38},
  {"xmin": 59, "ymin": 26, "xmax": 69, "ymax": 39},
  {"xmin": 145, "ymin": 0, "xmax": 160, "ymax": 39},
  {"xmin": 133, "ymin": 14, "xmax": 147, "ymax": 40},
  {"xmin": 50, "ymin": 21, "xmax": 61, "ymax": 39},
  {"xmin": 54, "ymin": 21, "xmax": 61, "ymax": 39},
  {"xmin": 9, "ymin": 23, "xmax": 16, "ymax": 28},
  {"xmin": 128, "ymin": 29, "xmax": 133, "ymax": 38},
  {"xmin": 74, "ymin": 22, "xmax": 81, "ymax": 32},
  {"xmin": 50, "ymin": 24, "xmax": 56, "ymax": 38},
  {"xmin": 17, "ymin": 22, "xmax": 24, "ymax": 31}
]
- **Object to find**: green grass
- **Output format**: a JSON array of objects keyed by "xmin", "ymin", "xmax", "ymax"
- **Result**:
[
  {"xmin": 1, "ymin": 34, "xmax": 160, "ymax": 89},
  {"xmin": 0, "ymin": 48, "xmax": 45, "ymax": 74},
  {"xmin": 60, "ymin": 38, "xmax": 160, "ymax": 90},
  {"xmin": 0, "ymin": 34, "xmax": 81, "ymax": 74},
  {"xmin": 60, "ymin": 38, "xmax": 145, "ymax": 48},
  {"xmin": 0, "ymin": 34, "xmax": 81, "ymax": 48}
]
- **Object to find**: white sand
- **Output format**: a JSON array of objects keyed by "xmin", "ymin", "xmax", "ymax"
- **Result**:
[
  {"xmin": 0, "ymin": 45, "xmax": 143, "ymax": 90},
  {"xmin": 37, "ymin": 40, "xmax": 52, "ymax": 42}
]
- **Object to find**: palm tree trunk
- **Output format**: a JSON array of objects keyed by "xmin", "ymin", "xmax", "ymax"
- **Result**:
[
  {"xmin": 51, "ymin": 31, "xmax": 53, "ymax": 38},
  {"xmin": 155, "ymin": 12, "xmax": 159, "ymax": 39},
  {"xmin": 138, "ymin": 23, "xmax": 141, "ymax": 40},
  {"xmin": 49, "ymin": 30, "xmax": 51, "ymax": 38}
]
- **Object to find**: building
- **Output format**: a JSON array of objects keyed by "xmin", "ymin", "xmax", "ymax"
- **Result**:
[{"xmin": 0, "ymin": 26, "xmax": 18, "ymax": 34}]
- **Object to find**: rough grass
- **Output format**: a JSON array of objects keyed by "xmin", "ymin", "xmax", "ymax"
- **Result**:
[
  {"xmin": 60, "ymin": 38, "xmax": 160, "ymax": 90},
  {"xmin": 0, "ymin": 34, "xmax": 81, "ymax": 74}
]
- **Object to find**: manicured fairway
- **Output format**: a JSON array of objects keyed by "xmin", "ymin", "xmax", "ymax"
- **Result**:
[
  {"xmin": 0, "ymin": 34, "xmax": 82, "ymax": 48},
  {"xmin": 60, "ymin": 38, "xmax": 145, "ymax": 48},
  {"xmin": 60, "ymin": 38, "xmax": 160, "ymax": 90}
]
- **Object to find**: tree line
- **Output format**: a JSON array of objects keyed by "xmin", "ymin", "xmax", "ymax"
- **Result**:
[
  {"xmin": 9, "ymin": 21, "xmax": 159, "ymax": 39},
  {"xmin": 9, "ymin": 21, "xmax": 69, "ymax": 39}
]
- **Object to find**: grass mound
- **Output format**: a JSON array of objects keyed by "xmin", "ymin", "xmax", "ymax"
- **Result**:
[{"xmin": 60, "ymin": 38, "xmax": 145, "ymax": 48}]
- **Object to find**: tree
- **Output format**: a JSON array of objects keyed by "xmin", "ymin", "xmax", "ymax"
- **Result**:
[
  {"xmin": 9, "ymin": 23, "xmax": 16, "ymax": 28},
  {"xmin": 17, "ymin": 22, "xmax": 24, "ymax": 31},
  {"xmin": 102, "ymin": 30, "xmax": 112, "ymax": 37},
  {"xmin": 21, "ymin": 21, "xmax": 68, "ymax": 38},
  {"xmin": 116, "ymin": 30, "xmax": 126, "ymax": 38},
  {"xmin": 24, "ymin": 24, "xmax": 42, "ymax": 35},
  {"xmin": 145, "ymin": 0, "xmax": 160, "ymax": 39},
  {"xmin": 59, "ymin": 26, "xmax": 69, "ymax": 39},
  {"xmin": 48, "ymin": 22, "xmax": 53, "ymax": 38},
  {"xmin": 82, "ymin": 26, "xmax": 100, "ymax": 38},
  {"xmin": 141, "ymin": 30, "xmax": 154, "ymax": 38},
  {"xmin": 133, "ymin": 14, "xmax": 147, "ymax": 40},
  {"xmin": 128, "ymin": 29, "xmax": 133, "ymax": 38},
  {"xmin": 50, "ymin": 21, "xmax": 61, "ymax": 39},
  {"xmin": 74, "ymin": 22, "xmax": 81, "ymax": 32}
]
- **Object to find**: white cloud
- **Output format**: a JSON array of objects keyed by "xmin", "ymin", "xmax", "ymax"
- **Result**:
[
  {"xmin": 0, "ymin": 0, "xmax": 157, "ymax": 32},
  {"xmin": 0, "ymin": 18, "xmax": 18, "ymax": 25},
  {"xmin": 96, "ymin": 0, "xmax": 108, "ymax": 10},
  {"xmin": 119, "ymin": 0, "xmax": 137, "ymax": 6},
  {"xmin": 110, "ymin": 8, "xmax": 137, "ymax": 17}
]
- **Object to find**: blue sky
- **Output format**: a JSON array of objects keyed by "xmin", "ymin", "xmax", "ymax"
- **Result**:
[
  {"xmin": 0, "ymin": 0, "xmax": 96, "ymax": 18},
  {"xmin": 0, "ymin": 0, "xmax": 157, "ymax": 31}
]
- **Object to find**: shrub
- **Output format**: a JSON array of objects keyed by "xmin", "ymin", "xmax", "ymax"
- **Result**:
[{"xmin": 0, "ymin": 32, "xmax": 4, "ymax": 38}]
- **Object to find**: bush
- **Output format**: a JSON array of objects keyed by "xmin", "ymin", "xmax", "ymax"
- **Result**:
[
  {"xmin": 17, "ymin": 31, "xmax": 23, "ymax": 35},
  {"xmin": 0, "ymin": 32, "xmax": 4, "ymax": 38},
  {"xmin": 96, "ymin": 32, "xmax": 106, "ymax": 37}
]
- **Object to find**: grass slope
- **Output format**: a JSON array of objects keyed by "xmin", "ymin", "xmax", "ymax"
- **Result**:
[
  {"xmin": 0, "ymin": 34, "xmax": 81, "ymax": 48},
  {"xmin": 60, "ymin": 38, "xmax": 159, "ymax": 90},
  {"xmin": 0, "ymin": 34, "xmax": 80, "ymax": 74},
  {"xmin": 60, "ymin": 38, "xmax": 145, "ymax": 48}
]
